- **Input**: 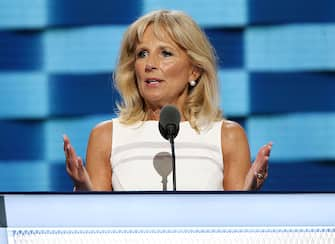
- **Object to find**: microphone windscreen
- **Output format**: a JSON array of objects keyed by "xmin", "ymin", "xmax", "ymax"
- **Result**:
[{"xmin": 159, "ymin": 105, "xmax": 181, "ymax": 140}]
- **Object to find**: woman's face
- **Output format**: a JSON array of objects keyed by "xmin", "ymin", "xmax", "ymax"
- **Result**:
[{"xmin": 134, "ymin": 25, "xmax": 199, "ymax": 110}]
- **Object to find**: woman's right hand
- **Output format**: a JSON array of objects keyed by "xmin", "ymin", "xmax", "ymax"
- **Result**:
[
  {"xmin": 244, "ymin": 142, "xmax": 272, "ymax": 190},
  {"xmin": 63, "ymin": 134, "xmax": 93, "ymax": 191}
]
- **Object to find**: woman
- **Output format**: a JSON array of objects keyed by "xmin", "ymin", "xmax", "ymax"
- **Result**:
[{"xmin": 63, "ymin": 10, "xmax": 272, "ymax": 191}]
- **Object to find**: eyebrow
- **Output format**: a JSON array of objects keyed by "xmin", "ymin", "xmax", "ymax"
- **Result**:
[{"xmin": 135, "ymin": 44, "xmax": 177, "ymax": 52}]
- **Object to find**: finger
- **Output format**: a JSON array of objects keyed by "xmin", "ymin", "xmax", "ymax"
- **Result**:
[
  {"xmin": 64, "ymin": 144, "xmax": 72, "ymax": 172},
  {"xmin": 260, "ymin": 143, "xmax": 272, "ymax": 156},
  {"xmin": 251, "ymin": 172, "xmax": 258, "ymax": 190},
  {"xmin": 63, "ymin": 135, "xmax": 73, "ymax": 160},
  {"xmin": 251, "ymin": 159, "xmax": 267, "ymax": 182},
  {"xmin": 77, "ymin": 156, "xmax": 84, "ymax": 169},
  {"xmin": 253, "ymin": 151, "xmax": 266, "ymax": 171},
  {"xmin": 65, "ymin": 151, "xmax": 76, "ymax": 175},
  {"xmin": 264, "ymin": 142, "xmax": 273, "ymax": 156},
  {"xmin": 257, "ymin": 143, "xmax": 272, "ymax": 164},
  {"xmin": 254, "ymin": 171, "xmax": 266, "ymax": 190},
  {"xmin": 64, "ymin": 142, "xmax": 69, "ymax": 159},
  {"xmin": 259, "ymin": 156, "xmax": 269, "ymax": 175},
  {"xmin": 255, "ymin": 145, "xmax": 268, "ymax": 164},
  {"xmin": 67, "ymin": 144, "xmax": 78, "ymax": 165},
  {"xmin": 63, "ymin": 134, "xmax": 70, "ymax": 151},
  {"xmin": 253, "ymin": 149, "xmax": 271, "ymax": 190},
  {"xmin": 259, "ymin": 156, "xmax": 269, "ymax": 179},
  {"xmin": 262, "ymin": 142, "xmax": 273, "ymax": 161},
  {"xmin": 77, "ymin": 156, "xmax": 85, "ymax": 177},
  {"xmin": 65, "ymin": 154, "xmax": 77, "ymax": 178},
  {"xmin": 66, "ymin": 144, "xmax": 79, "ymax": 172},
  {"xmin": 63, "ymin": 134, "xmax": 70, "ymax": 143}
]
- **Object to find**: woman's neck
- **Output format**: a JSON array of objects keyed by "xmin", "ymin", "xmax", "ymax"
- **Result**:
[
  {"xmin": 146, "ymin": 105, "xmax": 185, "ymax": 121},
  {"xmin": 147, "ymin": 108, "xmax": 161, "ymax": 120}
]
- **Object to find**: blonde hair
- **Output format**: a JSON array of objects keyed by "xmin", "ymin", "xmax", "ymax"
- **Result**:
[{"xmin": 114, "ymin": 9, "xmax": 222, "ymax": 131}]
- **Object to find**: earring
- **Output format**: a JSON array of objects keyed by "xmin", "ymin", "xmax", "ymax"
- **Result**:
[{"xmin": 189, "ymin": 80, "xmax": 196, "ymax": 87}]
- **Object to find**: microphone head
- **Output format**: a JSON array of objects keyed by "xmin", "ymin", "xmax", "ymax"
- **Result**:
[{"xmin": 159, "ymin": 105, "xmax": 181, "ymax": 140}]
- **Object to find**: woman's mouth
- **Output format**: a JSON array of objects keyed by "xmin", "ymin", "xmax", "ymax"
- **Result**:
[{"xmin": 145, "ymin": 78, "xmax": 163, "ymax": 86}]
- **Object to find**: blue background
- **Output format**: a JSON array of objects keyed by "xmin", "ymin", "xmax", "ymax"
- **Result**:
[{"xmin": 0, "ymin": 0, "xmax": 335, "ymax": 191}]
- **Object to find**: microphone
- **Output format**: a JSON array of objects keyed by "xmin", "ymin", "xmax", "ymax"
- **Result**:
[
  {"xmin": 159, "ymin": 105, "xmax": 181, "ymax": 140},
  {"xmin": 159, "ymin": 105, "xmax": 181, "ymax": 191}
]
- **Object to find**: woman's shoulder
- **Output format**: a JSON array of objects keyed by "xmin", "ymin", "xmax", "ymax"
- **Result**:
[
  {"xmin": 220, "ymin": 119, "xmax": 249, "ymax": 158},
  {"xmin": 86, "ymin": 120, "xmax": 114, "ymax": 155},
  {"xmin": 94, "ymin": 119, "xmax": 113, "ymax": 130},
  {"xmin": 90, "ymin": 120, "xmax": 113, "ymax": 140},
  {"xmin": 220, "ymin": 119, "xmax": 247, "ymax": 142},
  {"xmin": 221, "ymin": 119, "xmax": 243, "ymax": 129}
]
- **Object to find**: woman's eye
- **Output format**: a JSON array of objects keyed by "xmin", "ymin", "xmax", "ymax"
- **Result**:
[
  {"xmin": 137, "ymin": 50, "xmax": 148, "ymax": 58},
  {"xmin": 162, "ymin": 50, "xmax": 172, "ymax": 57}
]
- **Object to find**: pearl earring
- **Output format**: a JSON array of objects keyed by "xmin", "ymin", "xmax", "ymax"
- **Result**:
[{"xmin": 189, "ymin": 80, "xmax": 196, "ymax": 87}]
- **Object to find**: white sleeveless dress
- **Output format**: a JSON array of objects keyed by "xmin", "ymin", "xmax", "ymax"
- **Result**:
[{"xmin": 111, "ymin": 118, "xmax": 224, "ymax": 191}]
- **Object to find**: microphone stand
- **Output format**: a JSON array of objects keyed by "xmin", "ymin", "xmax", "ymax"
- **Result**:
[
  {"xmin": 169, "ymin": 137, "xmax": 176, "ymax": 191},
  {"xmin": 167, "ymin": 125, "xmax": 177, "ymax": 191}
]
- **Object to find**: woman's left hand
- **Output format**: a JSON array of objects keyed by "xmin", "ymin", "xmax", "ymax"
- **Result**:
[{"xmin": 244, "ymin": 142, "xmax": 272, "ymax": 190}]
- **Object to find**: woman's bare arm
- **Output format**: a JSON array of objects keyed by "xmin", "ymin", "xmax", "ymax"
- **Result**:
[
  {"xmin": 221, "ymin": 120, "xmax": 251, "ymax": 190},
  {"xmin": 85, "ymin": 120, "xmax": 113, "ymax": 191}
]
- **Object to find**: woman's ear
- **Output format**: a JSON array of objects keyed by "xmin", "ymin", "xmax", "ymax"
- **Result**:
[{"xmin": 189, "ymin": 66, "xmax": 202, "ymax": 81}]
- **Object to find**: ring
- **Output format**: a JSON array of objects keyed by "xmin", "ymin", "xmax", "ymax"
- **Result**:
[{"xmin": 256, "ymin": 173, "xmax": 264, "ymax": 180}]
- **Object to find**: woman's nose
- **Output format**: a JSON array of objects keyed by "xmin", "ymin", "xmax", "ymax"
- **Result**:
[
  {"xmin": 145, "ymin": 55, "xmax": 158, "ymax": 72},
  {"xmin": 145, "ymin": 63, "xmax": 157, "ymax": 72}
]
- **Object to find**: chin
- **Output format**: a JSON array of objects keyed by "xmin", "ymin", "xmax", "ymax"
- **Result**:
[
  {"xmin": 143, "ymin": 93, "xmax": 164, "ymax": 103},
  {"xmin": 144, "ymin": 97, "xmax": 168, "ymax": 108}
]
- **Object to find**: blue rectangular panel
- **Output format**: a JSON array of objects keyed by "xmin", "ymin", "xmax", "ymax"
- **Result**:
[
  {"xmin": 48, "ymin": 0, "xmax": 142, "ymax": 26},
  {"xmin": 218, "ymin": 69, "xmax": 249, "ymax": 117},
  {"xmin": 143, "ymin": 0, "xmax": 247, "ymax": 27},
  {"xmin": 48, "ymin": 73, "xmax": 120, "ymax": 116},
  {"xmin": 204, "ymin": 28, "xmax": 244, "ymax": 68},
  {"xmin": 0, "ymin": 0, "xmax": 47, "ymax": 29},
  {"xmin": 0, "ymin": 161, "xmax": 49, "ymax": 191},
  {"xmin": 44, "ymin": 26, "xmax": 126, "ymax": 72},
  {"xmin": 249, "ymin": 0, "xmax": 335, "ymax": 24},
  {"xmin": 262, "ymin": 161, "xmax": 335, "ymax": 192},
  {"xmin": 246, "ymin": 25, "xmax": 335, "ymax": 71},
  {"xmin": 0, "ymin": 121, "xmax": 45, "ymax": 160},
  {"xmin": 47, "ymin": 161, "xmax": 73, "ymax": 192},
  {"xmin": 250, "ymin": 72, "xmax": 335, "ymax": 113},
  {"xmin": 0, "ymin": 31, "xmax": 43, "ymax": 71},
  {"xmin": 0, "ymin": 72, "xmax": 48, "ymax": 118},
  {"xmin": 246, "ymin": 113, "xmax": 335, "ymax": 161}
]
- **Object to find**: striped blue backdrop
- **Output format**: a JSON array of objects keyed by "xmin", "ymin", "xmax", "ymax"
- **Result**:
[{"xmin": 0, "ymin": 0, "xmax": 334, "ymax": 191}]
